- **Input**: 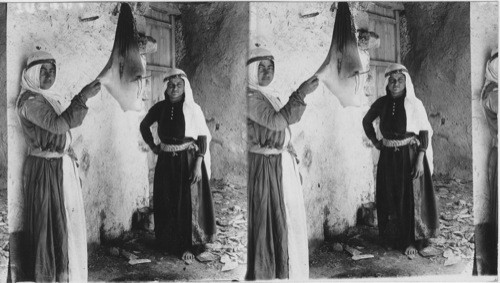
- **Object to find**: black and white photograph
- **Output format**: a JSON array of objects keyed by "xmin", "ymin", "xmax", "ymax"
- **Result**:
[{"xmin": 0, "ymin": 1, "xmax": 497, "ymax": 282}]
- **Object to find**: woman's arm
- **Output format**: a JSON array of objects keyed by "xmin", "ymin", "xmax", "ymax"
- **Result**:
[
  {"xmin": 362, "ymin": 99, "xmax": 382, "ymax": 148},
  {"xmin": 139, "ymin": 103, "xmax": 161, "ymax": 151},
  {"xmin": 191, "ymin": 135, "xmax": 207, "ymax": 184},
  {"xmin": 412, "ymin": 130, "xmax": 428, "ymax": 179},
  {"xmin": 248, "ymin": 90, "xmax": 307, "ymax": 131},
  {"xmin": 20, "ymin": 93, "xmax": 89, "ymax": 135}
]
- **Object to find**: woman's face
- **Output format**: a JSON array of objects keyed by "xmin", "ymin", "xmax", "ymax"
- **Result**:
[
  {"xmin": 387, "ymin": 73, "xmax": 406, "ymax": 96},
  {"xmin": 39, "ymin": 63, "xmax": 56, "ymax": 90},
  {"xmin": 165, "ymin": 77, "xmax": 185, "ymax": 100},
  {"xmin": 258, "ymin": 59, "xmax": 274, "ymax": 87}
]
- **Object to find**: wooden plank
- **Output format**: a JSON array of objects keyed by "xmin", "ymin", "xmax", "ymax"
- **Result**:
[
  {"xmin": 149, "ymin": 2, "xmax": 181, "ymax": 15},
  {"xmin": 171, "ymin": 15, "xmax": 176, "ymax": 68},
  {"xmin": 395, "ymin": 11, "xmax": 401, "ymax": 63},
  {"xmin": 370, "ymin": 60, "xmax": 394, "ymax": 67},
  {"xmin": 145, "ymin": 17, "xmax": 173, "ymax": 29},
  {"xmin": 374, "ymin": 2, "xmax": 405, "ymax": 11},
  {"xmin": 368, "ymin": 12, "xmax": 396, "ymax": 24},
  {"xmin": 368, "ymin": 5, "xmax": 395, "ymax": 18},
  {"xmin": 147, "ymin": 64, "xmax": 170, "ymax": 73}
]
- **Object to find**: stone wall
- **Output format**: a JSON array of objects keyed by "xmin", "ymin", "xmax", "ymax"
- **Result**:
[
  {"xmin": 470, "ymin": 2, "xmax": 498, "ymax": 224},
  {"xmin": 250, "ymin": 2, "xmax": 376, "ymax": 250},
  {"xmin": 175, "ymin": 2, "xmax": 249, "ymax": 185},
  {"xmin": 402, "ymin": 2, "xmax": 472, "ymax": 179},
  {"xmin": 0, "ymin": 4, "xmax": 6, "ymax": 190},
  {"xmin": 7, "ymin": 3, "xmax": 150, "ymax": 243}
]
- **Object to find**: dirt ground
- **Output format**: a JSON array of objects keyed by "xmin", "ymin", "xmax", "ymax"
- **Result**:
[
  {"xmin": 0, "ymin": 188, "xmax": 8, "ymax": 282},
  {"xmin": 88, "ymin": 176, "xmax": 473, "ymax": 281}
]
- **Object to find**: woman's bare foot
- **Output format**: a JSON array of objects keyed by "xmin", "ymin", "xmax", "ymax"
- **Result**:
[
  {"xmin": 182, "ymin": 251, "xmax": 194, "ymax": 263},
  {"xmin": 405, "ymin": 245, "xmax": 417, "ymax": 259}
]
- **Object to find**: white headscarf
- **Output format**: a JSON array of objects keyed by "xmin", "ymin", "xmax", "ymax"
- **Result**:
[
  {"xmin": 164, "ymin": 68, "xmax": 212, "ymax": 178},
  {"xmin": 247, "ymin": 47, "xmax": 284, "ymax": 111},
  {"xmin": 384, "ymin": 63, "xmax": 434, "ymax": 174},
  {"xmin": 484, "ymin": 48, "xmax": 498, "ymax": 85},
  {"xmin": 18, "ymin": 51, "xmax": 69, "ymax": 114}
]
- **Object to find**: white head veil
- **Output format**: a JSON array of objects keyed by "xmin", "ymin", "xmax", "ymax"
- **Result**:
[
  {"xmin": 484, "ymin": 48, "xmax": 498, "ymax": 85},
  {"xmin": 247, "ymin": 47, "xmax": 284, "ymax": 111},
  {"xmin": 164, "ymin": 68, "xmax": 212, "ymax": 178},
  {"xmin": 18, "ymin": 51, "xmax": 69, "ymax": 114},
  {"xmin": 383, "ymin": 63, "xmax": 434, "ymax": 174}
]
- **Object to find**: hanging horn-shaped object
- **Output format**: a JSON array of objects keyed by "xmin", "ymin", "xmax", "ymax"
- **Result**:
[
  {"xmin": 97, "ymin": 3, "xmax": 157, "ymax": 112},
  {"xmin": 316, "ymin": 2, "xmax": 363, "ymax": 107}
]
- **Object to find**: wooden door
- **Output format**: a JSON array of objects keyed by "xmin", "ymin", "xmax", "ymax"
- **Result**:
[
  {"xmin": 142, "ymin": 3, "xmax": 179, "ymax": 205},
  {"xmin": 365, "ymin": 4, "xmax": 402, "ymax": 104}
]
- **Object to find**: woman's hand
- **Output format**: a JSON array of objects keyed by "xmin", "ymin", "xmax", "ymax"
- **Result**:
[
  {"xmin": 412, "ymin": 152, "xmax": 425, "ymax": 179},
  {"xmin": 151, "ymin": 144, "xmax": 161, "ymax": 155},
  {"xmin": 373, "ymin": 139, "xmax": 383, "ymax": 150},
  {"xmin": 190, "ymin": 157, "xmax": 203, "ymax": 185},
  {"xmin": 297, "ymin": 76, "xmax": 319, "ymax": 96},
  {"xmin": 80, "ymin": 79, "xmax": 101, "ymax": 101}
]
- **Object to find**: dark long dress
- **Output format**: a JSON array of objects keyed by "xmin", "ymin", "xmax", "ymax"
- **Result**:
[
  {"xmin": 246, "ymin": 88, "xmax": 307, "ymax": 280},
  {"xmin": 16, "ymin": 90, "xmax": 88, "ymax": 282},
  {"xmin": 363, "ymin": 92, "xmax": 439, "ymax": 250},
  {"xmin": 140, "ymin": 96, "xmax": 216, "ymax": 256},
  {"xmin": 473, "ymin": 81, "xmax": 498, "ymax": 275}
]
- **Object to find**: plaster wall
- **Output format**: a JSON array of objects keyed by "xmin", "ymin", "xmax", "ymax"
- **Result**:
[
  {"xmin": 0, "ymin": 4, "xmax": 6, "ymax": 190},
  {"xmin": 175, "ymin": 2, "xmax": 249, "ymax": 185},
  {"xmin": 470, "ymin": 2, "xmax": 498, "ymax": 224},
  {"xmin": 7, "ymin": 3, "xmax": 150, "ymax": 243},
  {"xmin": 250, "ymin": 2, "xmax": 376, "ymax": 249},
  {"xmin": 402, "ymin": 2, "xmax": 472, "ymax": 179}
]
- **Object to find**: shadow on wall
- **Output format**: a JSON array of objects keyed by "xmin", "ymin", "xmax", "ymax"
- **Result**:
[
  {"xmin": 174, "ymin": 2, "xmax": 249, "ymax": 186},
  {"xmin": 0, "ymin": 3, "xmax": 6, "ymax": 190},
  {"xmin": 401, "ymin": 2, "xmax": 472, "ymax": 179}
]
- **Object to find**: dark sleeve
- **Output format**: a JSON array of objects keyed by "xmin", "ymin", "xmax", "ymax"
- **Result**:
[
  {"xmin": 482, "ymin": 83, "xmax": 498, "ymax": 115},
  {"xmin": 362, "ymin": 98, "xmax": 383, "ymax": 145},
  {"xmin": 20, "ymin": 93, "xmax": 88, "ymax": 135},
  {"xmin": 196, "ymin": 135, "xmax": 207, "ymax": 157},
  {"xmin": 140, "ymin": 103, "xmax": 161, "ymax": 149},
  {"xmin": 248, "ymin": 90, "xmax": 307, "ymax": 131},
  {"xmin": 418, "ymin": 130, "xmax": 429, "ymax": 152}
]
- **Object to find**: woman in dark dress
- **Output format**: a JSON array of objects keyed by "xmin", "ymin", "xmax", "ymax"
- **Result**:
[
  {"xmin": 362, "ymin": 63, "xmax": 439, "ymax": 258},
  {"xmin": 140, "ymin": 68, "xmax": 216, "ymax": 261},
  {"xmin": 473, "ymin": 48, "xmax": 497, "ymax": 275},
  {"xmin": 16, "ymin": 51, "xmax": 100, "ymax": 282}
]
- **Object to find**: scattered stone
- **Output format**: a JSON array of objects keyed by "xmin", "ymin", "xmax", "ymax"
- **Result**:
[
  {"xmin": 221, "ymin": 261, "xmax": 238, "ymax": 272},
  {"xmin": 443, "ymin": 249, "xmax": 455, "ymax": 258},
  {"xmin": 196, "ymin": 252, "xmax": 218, "ymax": 262},
  {"xmin": 333, "ymin": 243, "xmax": 343, "ymax": 252},
  {"xmin": 438, "ymin": 188, "xmax": 449, "ymax": 195},
  {"xmin": 344, "ymin": 245, "xmax": 362, "ymax": 256},
  {"xmin": 419, "ymin": 246, "xmax": 442, "ymax": 257},
  {"xmin": 352, "ymin": 254, "xmax": 374, "ymax": 261},
  {"xmin": 216, "ymin": 220, "xmax": 229, "ymax": 227},
  {"xmin": 444, "ymin": 256, "xmax": 461, "ymax": 266},
  {"xmin": 128, "ymin": 259, "xmax": 151, "ymax": 265},
  {"xmin": 220, "ymin": 254, "xmax": 231, "ymax": 264},
  {"xmin": 109, "ymin": 247, "xmax": 120, "ymax": 257},
  {"xmin": 206, "ymin": 242, "xmax": 224, "ymax": 251},
  {"xmin": 230, "ymin": 205, "xmax": 242, "ymax": 212},
  {"xmin": 121, "ymin": 250, "xmax": 138, "ymax": 261}
]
